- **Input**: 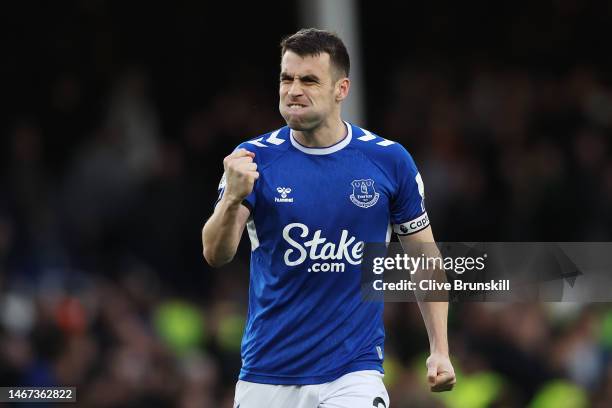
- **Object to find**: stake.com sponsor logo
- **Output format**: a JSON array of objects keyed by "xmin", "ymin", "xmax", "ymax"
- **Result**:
[{"xmin": 282, "ymin": 223, "xmax": 364, "ymax": 273}]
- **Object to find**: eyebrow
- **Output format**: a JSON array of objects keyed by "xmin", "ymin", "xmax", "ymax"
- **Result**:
[
  {"xmin": 300, "ymin": 75, "xmax": 320, "ymax": 83},
  {"xmin": 280, "ymin": 73, "xmax": 320, "ymax": 83}
]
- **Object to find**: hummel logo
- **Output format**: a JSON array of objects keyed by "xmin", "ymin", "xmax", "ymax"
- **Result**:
[
  {"xmin": 275, "ymin": 187, "xmax": 294, "ymax": 203},
  {"xmin": 277, "ymin": 187, "xmax": 291, "ymax": 198}
]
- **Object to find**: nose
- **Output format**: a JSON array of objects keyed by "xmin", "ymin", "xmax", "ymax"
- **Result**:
[{"xmin": 288, "ymin": 79, "xmax": 303, "ymax": 97}]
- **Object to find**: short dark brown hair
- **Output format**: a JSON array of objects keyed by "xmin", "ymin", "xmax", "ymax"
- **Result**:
[{"xmin": 280, "ymin": 28, "xmax": 350, "ymax": 79}]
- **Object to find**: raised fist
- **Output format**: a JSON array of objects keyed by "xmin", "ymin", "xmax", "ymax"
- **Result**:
[{"xmin": 222, "ymin": 148, "xmax": 259, "ymax": 204}]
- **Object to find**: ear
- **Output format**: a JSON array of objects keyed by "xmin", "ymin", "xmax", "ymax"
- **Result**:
[{"xmin": 335, "ymin": 77, "xmax": 350, "ymax": 102}]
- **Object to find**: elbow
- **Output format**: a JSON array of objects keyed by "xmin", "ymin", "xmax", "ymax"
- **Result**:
[
  {"xmin": 203, "ymin": 245, "xmax": 233, "ymax": 268},
  {"xmin": 201, "ymin": 226, "xmax": 222, "ymax": 267},
  {"xmin": 202, "ymin": 245, "xmax": 219, "ymax": 267},
  {"xmin": 201, "ymin": 224, "xmax": 235, "ymax": 267}
]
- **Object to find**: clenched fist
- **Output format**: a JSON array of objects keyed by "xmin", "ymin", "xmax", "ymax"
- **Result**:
[
  {"xmin": 426, "ymin": 352, "xmax": 456, "ymax": 392},
  {"xmin": 222, "ymin": 148, "xmax": 259, "ymax": 204}
]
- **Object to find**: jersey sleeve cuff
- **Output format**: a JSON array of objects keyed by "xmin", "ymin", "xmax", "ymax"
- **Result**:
[
  {"xmin": 393, "ymin": 212, "xmax": 430, "ymax": 235},
  {"xmin": 241, "ymin": 199, "xmax": 253, "ymax": 213},
  {"xmin": 213, "ymin": 194, "xmax": 253, "ymax": 214}
]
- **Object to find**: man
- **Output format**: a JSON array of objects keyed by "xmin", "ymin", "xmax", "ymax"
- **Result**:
[{"xmin": 202, "ymin": 28, "xmax": 455, "ymax": 408}]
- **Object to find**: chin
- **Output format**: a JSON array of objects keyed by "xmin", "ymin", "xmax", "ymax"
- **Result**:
[
  {"xmin": 282, "ymin": 113, "xmax": 318, "ymax": 131},
  {"xmin": 287, "ymin": 121, "xmax": 307, "ymax": 131}
]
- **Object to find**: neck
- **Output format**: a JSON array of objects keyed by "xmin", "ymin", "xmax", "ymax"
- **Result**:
[{"xmin": 292, "ymin": 116, "xmax": 346, "ymax": 148}]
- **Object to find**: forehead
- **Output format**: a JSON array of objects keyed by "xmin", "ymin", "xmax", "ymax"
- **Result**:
[{"xmin": 280, "ymin": 51, "xmax": 332, "ymax": 77}]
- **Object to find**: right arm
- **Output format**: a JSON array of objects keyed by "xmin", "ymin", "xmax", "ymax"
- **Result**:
[{"xmin": 202, "ymin": 149, "xmax": 259, "ymax": 267}]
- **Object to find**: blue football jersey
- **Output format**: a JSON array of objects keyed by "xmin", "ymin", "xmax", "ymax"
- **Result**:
[{"xmin": 216, "ymin": 122, "xmax": 429, "ymax": 385}]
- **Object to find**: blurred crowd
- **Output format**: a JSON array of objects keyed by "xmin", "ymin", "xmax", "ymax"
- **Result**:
[
  {"xmin": 385, "ymin": 64, "xmax": 612, "ymax": 242},
  {"xmin": 2, "ymin": 1, "xmax": 612, "ymax": 407}
]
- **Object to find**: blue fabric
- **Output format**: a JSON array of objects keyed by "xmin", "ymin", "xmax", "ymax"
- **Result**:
[{"xmin": 217, "ymin": 123, "xmax": 427, "ymax": 384}]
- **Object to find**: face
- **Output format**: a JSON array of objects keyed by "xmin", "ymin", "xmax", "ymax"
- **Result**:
[{"xmin": 279, "ymin": 51, "xmax": 348, "ymax": 131}]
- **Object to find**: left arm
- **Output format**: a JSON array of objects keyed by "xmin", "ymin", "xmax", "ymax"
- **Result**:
[{"xmin": 398, "ymin": 225, "xmax": 456, "ymax": 392}]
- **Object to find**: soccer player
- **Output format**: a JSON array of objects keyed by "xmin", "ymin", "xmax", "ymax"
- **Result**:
[{"xmin": 202, "ymin": 28, "xmax": 455, "ymax": 408}]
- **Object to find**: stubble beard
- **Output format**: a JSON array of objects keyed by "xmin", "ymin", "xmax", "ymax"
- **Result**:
[{"xmin": 281, "ymin": 109, "xmax": 321, "ymax": 132}]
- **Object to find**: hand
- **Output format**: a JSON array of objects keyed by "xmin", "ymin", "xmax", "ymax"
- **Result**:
[
  {"xmin": 426, "ymin": 353, "xmax": 456, "ymax": 392},
  {"xmin": 222, "ymin": 149, "xmax": 259, "ymax": 204}
]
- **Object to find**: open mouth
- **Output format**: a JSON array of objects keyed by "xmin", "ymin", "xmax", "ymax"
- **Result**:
[{"xmin": 287, "ymin": 104, "xmax": 307, "ymax": 110}]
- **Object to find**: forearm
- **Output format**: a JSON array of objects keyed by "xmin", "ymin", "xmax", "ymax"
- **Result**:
[
  {"xmin": 398, "ymin": 227, "xmax": 450, "ymax": 356},
  {"xmin": 202, "ymin": 198, "xmax": 247, "ymax": 267},
  {"xmin": 417, "ymin": 301, "xmax": 449, "ymax": 355}
]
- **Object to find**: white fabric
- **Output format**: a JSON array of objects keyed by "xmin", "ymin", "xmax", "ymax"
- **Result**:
[
  {"xmin": 234, "ymin": 370, "xmax": 389, "ymax": 408},
  {"xmin": 289, "ymin": 122, "xmax": 353, "ymax": 155}
]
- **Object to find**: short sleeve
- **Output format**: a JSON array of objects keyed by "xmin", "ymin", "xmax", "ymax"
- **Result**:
[{"xmin": 390, "ymin": 147, "xmax": 429, "ymax": 235}]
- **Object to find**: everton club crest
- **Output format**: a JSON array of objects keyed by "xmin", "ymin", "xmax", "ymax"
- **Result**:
[{"xmin": 350, "ymin": 179, "xmax": 380, "ymax": 208}]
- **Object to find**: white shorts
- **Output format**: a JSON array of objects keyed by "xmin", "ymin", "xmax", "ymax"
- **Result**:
[{"xmin": 234, "ymin": 370, "xmax": 390, "ymax": 408}]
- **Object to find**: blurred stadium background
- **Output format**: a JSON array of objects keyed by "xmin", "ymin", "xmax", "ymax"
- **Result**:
[{"xmin": 1, "ymin": 1, "xmax": 612, "ymax": 407}]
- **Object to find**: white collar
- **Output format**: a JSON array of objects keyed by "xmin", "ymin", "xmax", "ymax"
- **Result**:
[{"xmin": 290, "ymin": 121, "xmax": 352, "ymax": 155}]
